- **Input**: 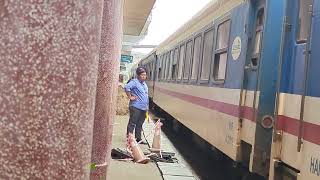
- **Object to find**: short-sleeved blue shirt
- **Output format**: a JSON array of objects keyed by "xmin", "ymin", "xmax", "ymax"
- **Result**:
[{"xmin": 124, "ymin": 79, "xmax": 149, "ymax": 111}]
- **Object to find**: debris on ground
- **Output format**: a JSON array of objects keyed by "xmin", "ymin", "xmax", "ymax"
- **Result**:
[
  {"xmin": 116, "ymin": 84, "xmax": 129, "ymax": 115},
  {"xmin": 111, "ymin": 148, "xmax": 178, "ymax": 163},
  {"xmin": 146, "ymin": 151, "xmax": 178, "ymax": 163},
  {"xmin": 111, "ymin": 148, "xmax": 132, "ymax": 159}
]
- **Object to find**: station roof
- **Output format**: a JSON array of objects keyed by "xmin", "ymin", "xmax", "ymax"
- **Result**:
[{"xmin": 123, "ymin": 0, "xmax": 156, "ymax": 36}]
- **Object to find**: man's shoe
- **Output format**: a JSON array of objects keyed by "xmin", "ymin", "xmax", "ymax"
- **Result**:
[
  {"xmin": 140, "ymin": 141, "xmax": 148, "ymax": 145},
  {"xmin": 137, "ymin": 139, "xmax": 148, "ymax": 145}
]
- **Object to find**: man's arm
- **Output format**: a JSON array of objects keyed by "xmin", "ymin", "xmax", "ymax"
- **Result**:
[
  {"xmin": 125, "ymin": 91, "xmax": 137, "ymax": 101},
  {"xmin": 124, "ymin": 81, "xmax": 137, "ymax": 101}
]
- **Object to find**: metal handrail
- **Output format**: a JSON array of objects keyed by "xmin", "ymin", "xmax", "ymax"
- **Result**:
[{"xmin": 297, "ymin": 2, "xmax": 314, "ymax": 152}]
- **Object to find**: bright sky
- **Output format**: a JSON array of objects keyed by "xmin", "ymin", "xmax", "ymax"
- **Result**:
[{"xmin": 133, "ymin": 0, "xmax": 212, "ymax": 54}]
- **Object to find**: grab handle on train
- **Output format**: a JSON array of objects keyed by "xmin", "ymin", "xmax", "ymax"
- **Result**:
[{"xmin": 244, "ymin": 64, "xmax": 252, "ymax": 70}]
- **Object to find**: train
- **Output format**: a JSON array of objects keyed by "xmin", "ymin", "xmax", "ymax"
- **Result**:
[{"xmin": 136, "ymin": 0, "xmax": 319, "ymax": 179}]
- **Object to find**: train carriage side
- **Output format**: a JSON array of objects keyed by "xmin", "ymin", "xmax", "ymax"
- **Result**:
[
  {"xmin": 139, "ymin": 52, "xmax": 157, "ymax": 99},
  {"xmin": 129, "ymin": 63, "xmax": 139, "ymax": 80},
  {"xmin": 152, "ymin": 0, "xmax": 290, "ymax": 179},
  {"xmin": 153, "ymin": 0, "xmax": 247, "ymax": 164},
  {"xmin": 270, "ymin": 1, "xmax": 320, "ymax": 180}
]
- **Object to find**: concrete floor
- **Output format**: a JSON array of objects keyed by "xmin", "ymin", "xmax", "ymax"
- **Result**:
[{"xmin": 108, "ymin": 115, "xmax": 162, "ymax": 180}]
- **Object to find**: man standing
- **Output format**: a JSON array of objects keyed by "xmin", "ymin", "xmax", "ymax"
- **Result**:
[{"xmin": 124, "ymin": 67, "xmax": 148, "ymax": 144}]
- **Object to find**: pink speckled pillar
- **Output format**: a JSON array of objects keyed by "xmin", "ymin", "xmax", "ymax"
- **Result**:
[
  {"xmin": 0, "ymin": 0, "xmax": 104, "ymax": 179},
  {"xmin": 90, "ymin": 0, "xmax": 122, "ymax": 179}
]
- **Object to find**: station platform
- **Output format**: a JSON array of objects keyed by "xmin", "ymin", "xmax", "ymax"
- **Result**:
[
  {"xmin": 108, "ymin": 115, "xmax": 162, "ymax": 180},
  {"xmin": 109, "ymin": 115, "xmax": 197, "ymax": 180}
]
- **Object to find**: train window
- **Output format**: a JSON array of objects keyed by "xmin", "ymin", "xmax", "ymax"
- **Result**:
[
  {"xmin": 149, "ymin": 65, "xmax": 151, "ymax": 78},
  {"xmin": 253, "ymin": 31, "xmax": 262, "ymax": 54},
  {"xmin": 178, "ymin": 44, "xmax": 185, "ymax": 80},
  {"xmin": 166, "ymin": 52, "xmax": 171, "ymax": 80},
  {"xmin": 149, "ymin": 63, "xmax": 152, "ymax": 80},
  {"xmin": 161, "ymin": 55, "xmax": 166, "ymax": 80},
  {"xmin": 216, "ymin": 20, "xmax": 230, "ymax": 50},
  {"xmin": 184, "ymin": 40, "xmax": 193, "ymax": 80},
  {"xmin": 153, "ymin": 61, "xmax": 155, "ymax": 79},
  {"xmin": 148, "ymin": 64, "xmax": 152, "ymax": 79},
  {"xmin": 151, "ymin": 62, "xmax": 153, "ymax": 78},
  {"xmin": 158, "ymin": 56, "xmax": 162, "ymax": 80},
  {"xmin": 201, "ymin": 28, "xmax": 214, "ymax": 81},
  {"xmin": 161, "ymin": 55, "xmax": 164, "ymax": 80},
  {"xmin": 213, "ymin": 20, "xmax": 230, "ymax": 81},
  {"xmin": 163, "ymin": 53, "xmax": 167, "ymax": 79},
  {"xmin": 214, "ymin": 55, "xmax": 228, "ymax": 80},
  {"xmin": 253, "ymin": 9, "xmax": 264, "ymax": 55},
  {"xmin": 172, "ymin": 48, "xmax": 179, "ymax": 80},
  {"xmin": 297, "ymin": 0, "xmax": 313, "ymax": 43},
  {"xmin": 166, "ymin": 52, "xmax": 170, "ymax": 80},
  {"xmin": 251, "ymin": 9, "xmax": 264, "ymax": 68},
  {"xmin": 191, "ymin": 35, "xmax": 202, "ymax": 80},
  {"xmin": 168, "ymin": 50, "xmax": 174, "ymax": 80},
  {"xmin": 164, "ymin": 54, "xmax": 167, "ymax": 79},
  {"xmin": 146, "ymin": 63, "xmax": 149, "ymax": 76},
  {"xmin": 158, "ymin": 68, "xmax": 161, "ymax": 80},
  {"xmin": 165, "ymin": 53, "xmax": 168, "ymax": 80}
]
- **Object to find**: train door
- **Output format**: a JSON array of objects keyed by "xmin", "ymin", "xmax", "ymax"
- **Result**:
[
  {"xmin": 271, "ymin": 0, "xmax": 318, "ymax": 180},
  {"xmin": 241, "ymin": 0, "xmax": 267, "ymax": 176},
  {"xmin": 240, "ymin": 0, "xmax": 286, "ymax": 178}
]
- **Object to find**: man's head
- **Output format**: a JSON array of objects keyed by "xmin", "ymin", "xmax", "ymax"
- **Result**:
[{"xmin": 136, "ymin": 67, "xmax": 147, "ymax": 81}]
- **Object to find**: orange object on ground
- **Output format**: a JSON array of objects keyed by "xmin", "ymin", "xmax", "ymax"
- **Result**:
[
  {"xmin": 127, "ymin": 134, "xmax": 150, "ymax": 164},
  {"xmin": 150, "ymin": 120, "xmax": 163, "ymax": 152}
]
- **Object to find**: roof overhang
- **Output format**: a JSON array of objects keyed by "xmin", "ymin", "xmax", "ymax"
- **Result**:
[{"xmin": 123, "ymin": 0, "xmax": 156, "ymax": 36}]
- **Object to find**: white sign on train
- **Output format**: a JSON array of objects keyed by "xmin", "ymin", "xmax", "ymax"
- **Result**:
[
  {"xmin": 231, "ymin": 36, "xmax": 241, "ymax": 61},
  {"xmin": 310, "ymin": 156, "xmax": 320, "ymax": 176}
]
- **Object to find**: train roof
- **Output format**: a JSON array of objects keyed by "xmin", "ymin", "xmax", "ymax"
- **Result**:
[
  {"xmin": 155, "ymin": 0, "xmax": 242, "ymax": 54},
  {"xmin": 139, "ymin": 51, "xmax": 157, "ymax": 65},
  {"xmin": 139, "ymin": 0, "xmax": 242, "ymax": 62}
]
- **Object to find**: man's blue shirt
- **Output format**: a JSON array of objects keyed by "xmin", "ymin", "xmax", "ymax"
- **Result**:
[{"xmin": 124, "ymin": 79, "xmax": 149, "ymax": 111}]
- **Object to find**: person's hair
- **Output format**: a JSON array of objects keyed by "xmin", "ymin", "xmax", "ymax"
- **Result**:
[{"xmin": 136, "ymin": 67, "xmax": 146, "ymax": 76}]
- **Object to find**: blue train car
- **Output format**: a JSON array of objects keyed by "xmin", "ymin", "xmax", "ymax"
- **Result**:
[{"xmin": 139, "ymin": 0, "xmax": 319, "ymax": 179}]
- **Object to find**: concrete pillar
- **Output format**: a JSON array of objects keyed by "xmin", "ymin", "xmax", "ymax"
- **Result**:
[
  {"xmin": 0, "ymin": 1, "xmax": 104, "ymax": 179},
  {"xmin": 90, "ymin": 0, "xmax": 122, "ymax": 179}
]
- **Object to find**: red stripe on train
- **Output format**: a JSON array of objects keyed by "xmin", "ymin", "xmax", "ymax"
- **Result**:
[
  {"xmin": 156, "ymin": 86, "xmax": 320, "ymax": 145},
  {"xmin": 277, "ymin": 116, "xmax": 320, "ymax": 145},
  {"xmin": 156, "ymin": 86, "xmax": 255, "ymax": 121}
]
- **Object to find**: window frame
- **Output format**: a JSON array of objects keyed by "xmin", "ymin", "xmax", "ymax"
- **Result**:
[
  {"xmin": 162, "ymin": 52, "xmax": 168, "ymax": 81},
  {"xmin": 161, "ymin": 54, "xmax": 166, "ymax": 81},
  {"xmin": 156, "ymin": 55, "xmax": 160, "ymax": 81},
  {"xmin": 168, "ymin": 50, "xmax": 174, "ymax": 81},
  {"xmin": 190, "ymin": 33, "xmax": 203, "ymax": 84},
  {"xmin": 171, "ymin": 46, "xmax": 180, "ymax": 82},
  {"xmin": 177, "ymin": 42, "xmax": 186, "ymax": 84},
  {"xmin": 183, "ymin": 38, "xmax": 194, "ymax": 83},
  {"xmin": 158, "ymin": 54, "xmax": 163, "ymax": 81},
  {"xmin": 199, "ymin": 25, "xmax": 215, "ymax": 85},
  {"xmin": 211, "ymin": 16, "xmax": 231, "ymax": 85},
  {"xmin": 150, "ymin": 61, "xmax": 153, "ymax": 81},
  {"xmin": 166, "ymin": 50, "xmax": 172, "ymax": 82},
  {"xmin": 150, "ymin": 62, "xmax": 153, "ymax": 79},
  {"xmin": 250, "ymin": 7, "xmax": 265, "ymax": 71},
  {"xmin": 296, "ymin": 0, "xmax": 313, "ymax": 44},
  {"xmin": 164, "ymin": 52, "xmax": 168, "ymax": 81},
  {"xmin": 152, "ymin": 59, "xmax": 156, "ymax": 81},
  {"xmin": 145, "ymin": 63, "xmax": 149, "ymax": 79},
  {"xmin": 157, "ymin": 55, "xmax": 161, "ymax": 81}
]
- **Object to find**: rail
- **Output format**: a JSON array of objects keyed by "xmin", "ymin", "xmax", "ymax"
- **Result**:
[{"xmin": 297, "ymin": 2, "xmax": 314, "ymax": 152}]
